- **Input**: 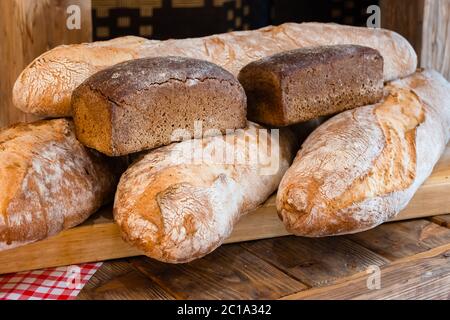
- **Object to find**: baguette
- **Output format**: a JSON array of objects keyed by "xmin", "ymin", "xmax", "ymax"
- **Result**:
[
  {"xmin": 114, "ymin": 122, "xmax": 297, "ymax": 263},
  {"xmin": 0, "ymin": 119, "xmax": 120, "ymax": 251},
  {"xmin": 13, "ymin": 22, "xmax": 417, "ymax": 117},
  {"xmin": 276, "ymin": 70, "xmax": 450, "ymax": 236}
]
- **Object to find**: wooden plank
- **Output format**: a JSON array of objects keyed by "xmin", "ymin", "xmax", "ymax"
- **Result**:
[
  {"xmin": 77, "ymin": 260, "xmax": 174, "ymax": 300},
  {"xmin": 0, "ymin": 0, "xmax": 92, "ymax": 128},
  {"xmin": 130, "ymin": 245, "xmax": 307, "ymax": 300},
  {"xmin": 380, "ymin": 0, "xmax": 450, "ymax": 81},
  {"xmin": 82, "ymin": 227, "xmax": 450, "ymax": 300},
  {"xmin": 380, "ymin": 0, "xmax": 424, "ymax": 59},
  {"xmin": 429, "ymin": 214, "xmax": 450, "ymax": 228},
  {"xmin": 280, "ymin": 243, "xmax": 450, "ymax": 300},
  {"xmin": 421, "ymin": 0, "xmax": 450, "ymax": 80},
  {"xmin": 0, "ymin": 143, "xmax": 449, "ymax": 274},
  {"xmin": 348, "ymin": 219, "xmax": 450, "ymax": 260},
  {"xmin": 241, "ymin": 236, "xmax": 389, "ymax": 287}
]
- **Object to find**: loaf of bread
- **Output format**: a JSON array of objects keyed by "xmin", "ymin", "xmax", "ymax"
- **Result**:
[
  {"xmin": 114, "ymin": 122, "xmax": 297, "ymax": 263},
  {"xmin": 72, "ymin": 56, "xmax": 246, "ymax": 156},
  {"xmin": 13, "ymin": 22, "xmax": 417, "ymax": 117},
  {"xmin": 0, "ymin": 119, "xmax": 120, "ymax": 251},
  {"xmin": 276, "ymin": 70, "xmax": 450, "ymax": 236},
  {"xmin": 238, "ymin": 45, "xmax": 384, "ymax": 126}
]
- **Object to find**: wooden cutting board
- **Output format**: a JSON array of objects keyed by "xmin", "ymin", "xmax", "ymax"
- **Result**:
[{"xmin": 0, "ymin": 144, "xmax": 449, "ymax": 275}]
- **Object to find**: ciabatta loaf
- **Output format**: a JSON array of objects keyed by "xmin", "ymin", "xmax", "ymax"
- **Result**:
[
  {"xmin": 114, "ymin": 122, "xmax": 296, "ymax": 263},
  {"xmin": 276, "ymin": 70, "xmax": 450, "ymax": 236},
  {"xmin": 13, "ymin": 22, "xmax": 416, "ymax": 117},
  {"xmin": 0, "ymin": 119, "xmax": 119, "ymax": 251}
]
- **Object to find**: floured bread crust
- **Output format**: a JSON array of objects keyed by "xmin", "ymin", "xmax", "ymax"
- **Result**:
[
  {"xmin": 0, "ymin": 119, "xmax": 119, "ymax": 251},
  {"xmin": 114, "ymin": 122, "xmax": 297, "ymax": 263},
  {"xmin": 276, "ymin": 70, "xmax": 450, "ymax": 236},
  {"xmin": 13, "ymin": 22, "xmax": 416, "ymax": 117}
]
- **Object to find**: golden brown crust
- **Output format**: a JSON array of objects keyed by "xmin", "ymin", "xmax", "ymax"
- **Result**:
[
  {"xmin": 13, "ymin": 23, "xmax": 416, "ymax": 117},
  {"xmin": 0, "ymin": 119, "xmax": 119, "ymax": 251},
  {"xmin": 276, "ymin": 70, "xmax": 450, "ymax": 236}
]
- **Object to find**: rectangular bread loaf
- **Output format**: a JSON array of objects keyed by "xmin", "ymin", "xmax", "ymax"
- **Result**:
[
  {"xmin": 238, "ymin": 45, "xmax": 384, "ymax": 126},
  {"xmin": 0, "ymin": 119, "xmax": 120, "ymax": 251},
  {"xmin": 72, "ymin": 57, "xmax": 246, "ymax": 156},
  {"xmin": 13, "ymin": 22, "xmax": 417, "ymax": 117}
]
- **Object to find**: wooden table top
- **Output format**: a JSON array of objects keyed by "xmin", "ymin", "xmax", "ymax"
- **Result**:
[{"xmin": 78, "ymin": 214, "xmax": 450, "ymax": 300}]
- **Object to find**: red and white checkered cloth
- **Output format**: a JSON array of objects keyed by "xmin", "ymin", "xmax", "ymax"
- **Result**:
[{"xmin": 0, "ymin": 263, "xmax": 102, "ymax": 300}]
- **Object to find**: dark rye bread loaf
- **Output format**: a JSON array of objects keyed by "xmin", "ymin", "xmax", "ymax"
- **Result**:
[
  {"xmin": 0, "ymin": 119, "xmax": 120, "ymax": 251},
  {"xmin": 276, "ymin": 70, "xmax": 450, "ymax": 236},
  {"xmin": 72, "ymin": 56, "xmax": 247, "ymax": 156},
  {"xmin": 238, "ymin": 45, "xmax": 384, "ymax": 126}
]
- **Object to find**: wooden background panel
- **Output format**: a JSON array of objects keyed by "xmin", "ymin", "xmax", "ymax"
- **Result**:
[
  {"xmin": 0, "ymin": 0, "xmax": 92, "ymax": 128},
  {"xmin": 421, "ymin": 0, "xmax": 450, "ymax": 80}
]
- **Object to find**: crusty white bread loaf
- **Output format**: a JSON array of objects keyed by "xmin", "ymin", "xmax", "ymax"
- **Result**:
[
  {"xmin": 0, "ymin": 119, "xmax": 120, "ymax": 251},
  {"xmin": 238, "ymin": 45, "xmax": 384, "ymax": 126},
  {"xmin": 13, "ymin": 22, "xmax": 417, "ymax": 117},
  {"xmin": 114, "ymin": 122, "xmax": 297, "ymax": 263},
  {"xmin": 276, "ymin": 70, "xmax": 450, "ymax": 236}
]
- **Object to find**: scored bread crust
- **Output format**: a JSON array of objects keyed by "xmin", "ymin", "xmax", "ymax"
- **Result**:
[
  {"xmin": 0, "ymin": 119, "xmax": 119, "ymax": 251},
  {"xmin": 113, "ymin": 122, "xmax": 297, "ymax": 263},
  {"xmin": 276, "ymin": 70, "xmax": 450, "ymax": 236},
  {"xmin": 13, "ymin": 22, "xmax": 417, "ymax": 117}
]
